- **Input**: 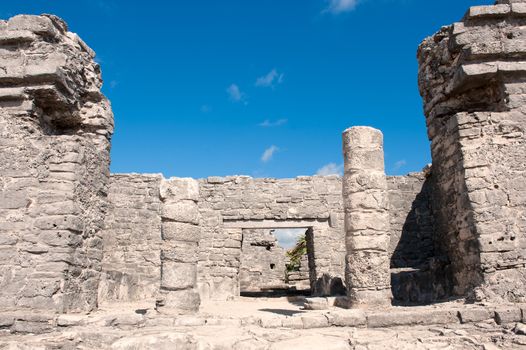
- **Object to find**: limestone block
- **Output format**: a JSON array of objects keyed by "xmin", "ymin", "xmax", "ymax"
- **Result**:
[
  {"xmin": 342, "ymin": 172, "xmax": 387, "ymax": 194},
  {"xmin": 343, "ymin": 149, "xmax": 385, "ymax": 172},
  {"xmin": 467, "ymin": 4, "xmax": 510, "ymax": 18},
  {"xmin": 56, "ymin": 314, "xmax": 86, "ymax": 327},
  {"xmin": 161, "ymin": 243, "xmax": 198, "ymax": 264},
  {"xmin": 342, "ymin": 126, "xmax": 383, "ymax": 150},
  {"xmin": 303, "ymin": 297, "xmax": 328, "ymax": 310},
  {"xmin": 0, "ymin": 314, "xmax": 15, "ymax": 327},
  {"xmin": 331, "ymin": 309, "xmax": 366, "ymax": 327},
  {"xmin": 344, "ymin": 211, "xmax": 390, "ymax": 233},
  {"xmin": 162, "ymin": 222, "xmax": 200, "ymax": 242},
  {"xmin": 160, "ymin": 178, "xmax": 199, "ymax": 202},
  {"xmin": 0, "ymin": 30, "xmax": 37, "ymax": 44},
  {"xmin": 259, "ymin": 317, "xmax": 283, "ymax": 328},
  {"xmin": 159, "ymin": 289, "xmax": 200, "ymax": 313},
  {"xmin": 512, "ymin": 3, "xmax": 526, "ymax": 14},
  {"xmin": 348, "ymin": 289, "xmax": 393, "ymax": 308},
  {"xmin": 346, "ymin": 253, "xmax": 390, "ymax": 289},
  {"xmin": 0, "ymin": 191, "xmax": 29, "ymax": 209},
  {"xmin": 11, "ymin": 320, "xmax": 54, "ymax": 334},
  {"xmin": 495, "ymin": 307, "xmax": 522, "ymax": 324},
  {"xmin": 345, "ymin": 234, "xmax": 389, "ymax": 252},
  {"xmin": 7, "ymin": 15, "xmax": 60, "ymax": 38},
  {"xmin": 281, "ymin": 317, "xmax": 304, "ymax": 329},
  {"xmin": 301, "ymin": 315, "xmax": 330, "ymax": 329},
  {"xmin": 458, "ymin": 308, "xmax": 493, "ymax": 323},
  {"xmin": 161, "ymin": 262, "xmax": 196, "ymax": 290},
  {"xmin": 34, "ymin": 215, "xmax": 84, "ymax": 232},
  {"xmin": 342, "ymin": 190, "xmax": 389, "ymax": 211},
  {"xmin": 161, "ymin": 201, "xmax": 199, "ymax": 224},
  {"xmin": 366, "ymin": 309, "xmax": 459, "ymax": 328}
]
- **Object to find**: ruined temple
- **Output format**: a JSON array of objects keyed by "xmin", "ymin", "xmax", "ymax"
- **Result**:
[{"xmin": 1, "ymin": 1, "xmax": 526, "ymax": 348}]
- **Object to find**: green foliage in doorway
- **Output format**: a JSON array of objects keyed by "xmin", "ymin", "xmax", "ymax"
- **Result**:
[{"xmin": 286, "ymin": 235, "xmax": 307, "ymax": 272}]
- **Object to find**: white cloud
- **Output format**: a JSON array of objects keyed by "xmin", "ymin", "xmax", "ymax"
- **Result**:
[
  {"xmin": 227, "ymin": 84, "xmax": 247, "ymax": 103},
  {"xmin": 316, "ymin": 163, "xmax": 343, "ymax": 176},
  {"xmin": 272, "ymin": 228, "xmax": 308, "ymax": 250},
  {"xmin": 393, "ymin": 160, "xmax": 407, "ymax": 171},
  {"xmin": 200, "ymin": 105, "xmax": 212, "ymax": 113},
  {"xmin": 109, "ymin": 80, "xmax": 118, "ymax": 89},
  {"xmin": 261, "ymin": 145, "xmax": 279, "ymax": 162},
  {"xmin": 324, "ymin": 0, "xmax": 358, "ymax": 14},
  {"xmin": 259, "ymin": 119, "xmax": 288, "ymax": 127},
  {"xmin": 255, "ymin": 69, "xmax": 284, "ymax": 88}
]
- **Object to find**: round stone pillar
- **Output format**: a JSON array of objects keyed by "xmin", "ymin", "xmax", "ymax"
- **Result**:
[{"xmin": 342, "ymin": 126, "xmax": 392, "ymax": 307}]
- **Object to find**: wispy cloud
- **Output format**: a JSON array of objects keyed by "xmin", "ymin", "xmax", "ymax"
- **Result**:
[
  {"xmin": 273, "ymin": 228, "xmax": 308, "ymax": 249},
  {"xmin": 316, "ymin": 163, "xmax": 343, "ymax": 176},
  {"xmin": 323, "ymin": 0, "xmax": 358, "ymax": 14},
  {"xmin": 255, "ymin": 69, "xmax": 284, "ymax": 88},
  {"xmin": 226, "ymin": 84, "xmax": 247, "ymax": 104},
  {"xmin": 259, "ymin": 119, "xmax": 288, "ymax": 127},
  {"xmin": 261, "ymin": 145, "xmax": 279, "ymax": 162},
  {"xmin": 393, "ymin": 160, "xmax": 407, "ymax": 171},
  {"xmin": 109, "ymin": 80, "xmax": 118, "ymax": 89}
]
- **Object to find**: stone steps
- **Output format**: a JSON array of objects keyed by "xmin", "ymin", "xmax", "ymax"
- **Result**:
[{"xmin": 2, "ymin": 304, "xmax": 525, "ymax": 334}]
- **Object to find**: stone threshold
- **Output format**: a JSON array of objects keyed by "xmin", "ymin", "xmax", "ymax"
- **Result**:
[{"xmin": 1, "ymin": 303, "xmax": 526, "ymax": 334}]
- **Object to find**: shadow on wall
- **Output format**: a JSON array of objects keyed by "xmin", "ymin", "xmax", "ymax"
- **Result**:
[{"xmin": 390, "ymin": 175, "xmax": 454, "ymax": 305}]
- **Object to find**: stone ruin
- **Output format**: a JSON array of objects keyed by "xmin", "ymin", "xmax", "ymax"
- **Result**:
[{"xmin": 1, "ymin": 1, "xmax": 526, "ymax": 348}]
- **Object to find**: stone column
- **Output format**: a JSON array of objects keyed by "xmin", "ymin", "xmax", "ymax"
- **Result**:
[
  {"xmin": 157, "ymin": 178, "xmax": 201, "ymax": 314},
  {"xmin": 342, "ymin": 126, "xmax": 392, "ymax": 307}
]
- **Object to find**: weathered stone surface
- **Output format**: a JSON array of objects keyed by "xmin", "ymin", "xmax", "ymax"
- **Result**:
[
  {"xmin": 239, "ymin": 229, "xmax": 287, "ymax": 293},
  {"xmin": 0, "ymin": 14, "xmax": 113, "ymax": 313},
  {"xmin": 158, "ymin": 178, "xmax": 201, "ymax": 313},
  {"xmin": 367, "ymin": 309, "xmax": 459, "ymax": 328},
  {"xmin": 458, "ymin": 307, "xmax": 493, "ymax": 323},
  {"xmin": 418, "ymin": 0, "xmax": 526, "ymax": 303},
  {"xmin": 99, "ymin": 174, "xmax": 162, "ymax": 304},
  {"xmin": 197, "ymin": 175, "xmax": 346, "ymax": 300},
  {"xmin": 331, "ymin": 309, "xmax": 367, "ymax": 327},
  {"xmin": 343, "ymin": 126, "xmax": 392, "ymax": 307},
  {"xmin": 160, "ymin": 177, "xmax": 200, "ymax": 202},
  {"xmin": 161, "ymin": 262, "xmax": 197, "ymax": 290},
  {"xmin": 494, "ymin": 307, "xmax": 522, "ymax": 324},
  {"xmin": 303, "ymin": 297, "xmax": 329, "ymax": 310},
  {"xmin": 270, "ymin": 337, "xmax": 351, "ymax": 350}
]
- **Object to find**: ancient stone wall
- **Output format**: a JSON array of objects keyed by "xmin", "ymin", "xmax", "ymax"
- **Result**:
[
  {"xmin": 418, "ymin": 0, "xmax": 526, "ymax": 302},
  {"xmin": 387, "ymin": 172, "xmax": 435, "ymax": 268},
  {"xmin": 98, "ymin": 175, "xmax": 201, "ymax": 313},
  {"xmin": 387, "ymin": 171, "xmax": 453, "ymax": 304},
  {"xmin": 98, "ymin": 174, "xmax": 162, "ymax": 304},
  {"xmin": 97, "ymin": 172, "xmax": 440, "ymax": 304},
  {"xmin": 0, "ymin": 15, "xmax": 113, "ymax": 313},
  {"xmin": 197, "ymin": 175, "xmax": 346, "ymax": 300},
  {"xmin": 239, "ymin": 229, "xmax": 286, "ymax": 292}
]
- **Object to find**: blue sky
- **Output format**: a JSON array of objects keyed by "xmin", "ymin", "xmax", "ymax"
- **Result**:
[{"xmin": 2, "ymin": 0, "xmax": 493, "ymax": 178}]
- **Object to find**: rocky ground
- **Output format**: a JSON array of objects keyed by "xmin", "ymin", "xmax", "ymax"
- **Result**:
[
  {"xmin": 2, "ymin": 297, "xmax": 526, "ymax": 349},
  {"xmin": 1, "ymin": 321, "xmax": 526, "ymax": 349}
]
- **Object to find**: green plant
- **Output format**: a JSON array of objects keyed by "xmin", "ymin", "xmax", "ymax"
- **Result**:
[{"xmin": 286, "ymin": 235, "xmax": 307, "ymax": 272}]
